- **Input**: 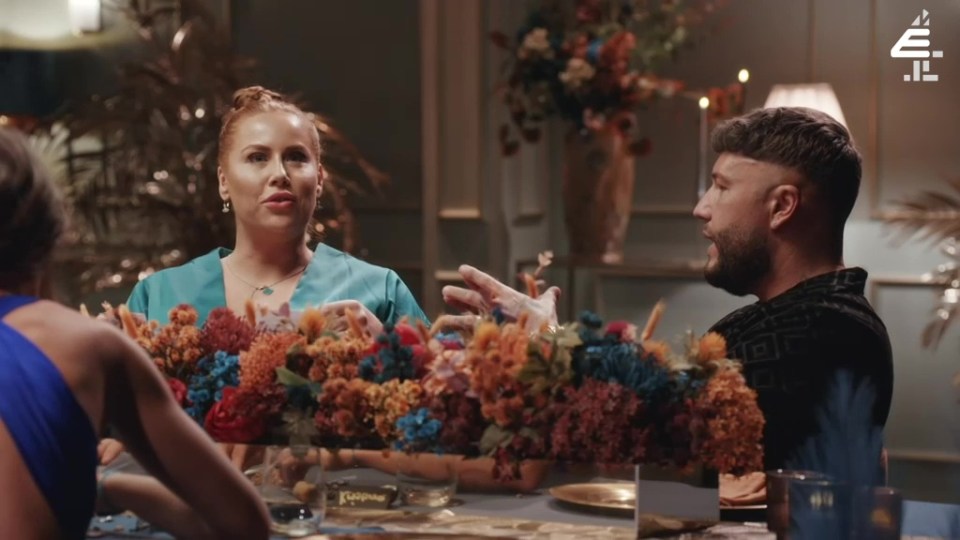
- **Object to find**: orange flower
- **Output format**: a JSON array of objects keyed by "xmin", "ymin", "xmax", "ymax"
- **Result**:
[
  {"xmin": 135, "ymin": 305, "xmax": 204, "ymax": 374},
  {"xmin": 473, "ymin": 321, "xmax": 501, "ymax": 350},
  {"xmin": 696, "ymin": 332, "xmax": 728, "ymax": 363},
  {"xmin": 364, "ymin": 380, "xmax": 425, "ymax": 440},
  {"xmin": 168, "ymin": 304, "xmax": 199, "ymax": 327},
  {"xmin": 238, "ymin": 332, "xmax": 306, "ymax": 389},
  {"xmin": 298, "ymin": 308, "xmax": 328, "ymax": 341},
  {"xmin": 315, "ymin": 377, "xmax": 374, "ymax": 439},
  {"xmin": 481, "ymin": 394, "xmax": 524, "ymax": 427},
  {"xmin": 303, "ymin": 333, "xmax": 367, "ymax": 383},
  {"xmin": 691, "ymin": 366, "xmax": 765, "ymax": 474},
  {"xmin": 642, "ymin": 340, "xmax": 670, "ymax": 365}
]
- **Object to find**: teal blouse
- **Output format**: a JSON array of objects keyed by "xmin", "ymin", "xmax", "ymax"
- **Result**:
[{"xmin": 126, "ymin": 244, "xmax": 428, "ymax": 326}]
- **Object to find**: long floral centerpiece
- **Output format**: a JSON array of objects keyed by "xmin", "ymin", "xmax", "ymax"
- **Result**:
[{"xmin": 97, "ymin": 277, "xmax": 763, "ymax": 479}]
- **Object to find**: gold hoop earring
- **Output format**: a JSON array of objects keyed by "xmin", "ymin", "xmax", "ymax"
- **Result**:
[{"xmin": 222, "ymin": 200, "xmax": 231, "ymax": 213}]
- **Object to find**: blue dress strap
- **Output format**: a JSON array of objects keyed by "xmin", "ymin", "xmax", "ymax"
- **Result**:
[
  {"xmin": 0, "ymin": 295, "xmax": 98, "ymax": 539},
  {"xmin": 0, "ymin": 294, "xmax": 36, "ymax": 318}
]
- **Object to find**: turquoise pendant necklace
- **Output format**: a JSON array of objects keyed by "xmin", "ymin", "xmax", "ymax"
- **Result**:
[
  {"xmin": 225, "ymin": 261, "xmax": 308, "ymax": 299},
  {"xmin": 257, "ymin": 285, "xmax": 275, "ymax": 296}
]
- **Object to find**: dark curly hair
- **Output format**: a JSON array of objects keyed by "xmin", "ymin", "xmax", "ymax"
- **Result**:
[{"xmin": 0, "ymin": 127, "xmax": 64, "ymax": 289}]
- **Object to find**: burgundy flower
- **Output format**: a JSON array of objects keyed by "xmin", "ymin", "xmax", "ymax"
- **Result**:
[
  {"xmin": 200, "ymin": 307, "xmax": 254, "ymax": 356},
  {"xmin": 167, "ymin": 378, "xmax": 187, "ymax": 405},
  {"xmin": 575, "ymin": 0, "xmax": 603, "ymax": 23}
]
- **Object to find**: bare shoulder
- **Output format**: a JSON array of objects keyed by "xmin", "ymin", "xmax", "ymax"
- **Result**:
[{"xmin": 7, "ymin": 300, "xmax": 132, "ymax": 363}]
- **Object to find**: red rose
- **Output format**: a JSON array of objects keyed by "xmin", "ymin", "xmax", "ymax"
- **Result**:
[
  {"xmin": 605, "ymin": 321, "xmax": 637, "ymax": 342},
  {"xmin": 167, "ymin": 378, "xmax": 188, "ymax": 405},
  {"xmin": 204, "ymin": 387, "xmax": 267, "ymax": 443},
  {"xmin": 367, "ymin": 322, "xmax": 424, "ymax": 356},
  {"xmin": 394, "ymin": 323, "xmax": 421, "ymax": 345}
]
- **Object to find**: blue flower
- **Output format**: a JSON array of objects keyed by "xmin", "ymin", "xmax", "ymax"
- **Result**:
[
  {"xmin": 568, "ymin": 312, "xmax": 680, "ymax": 408},
  {"xmin": 579, "ymin": 311, "xmax": 604, "ymax": 330},
  {"xmin": 395, "ymin": 408, "xmax": 443, "ymax": 452},
  {"xmin": 359, "ymin": 324, "xmax": 417, "ymax": 384},
  {"xmin": 184, "ymin": 351, "xmax": 239, "ymax": 424},
  {"xmin": 586, "ymin": 39, "xmax": 603, "ymax": 63}
]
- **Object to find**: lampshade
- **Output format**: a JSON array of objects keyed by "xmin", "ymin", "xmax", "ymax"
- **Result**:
[
  {"xmin": 3, "ymin": 0, "xmax": 73, "ymax": 40},
  {"xmin": 69, "ymin": 0, "xmax": 102, "ymax": 34},
  {"xmin": 763, "ymin": 83, "xmax": 847, "ymax": 128},
  {"xmin": 1, "ymin": 0, "xmax": 101, "ymax": 43}
]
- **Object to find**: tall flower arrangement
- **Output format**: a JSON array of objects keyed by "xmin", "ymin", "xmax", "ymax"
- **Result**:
[{"xmin": 491, "ymin": 0, "xmax": 739, "ymax": 156}]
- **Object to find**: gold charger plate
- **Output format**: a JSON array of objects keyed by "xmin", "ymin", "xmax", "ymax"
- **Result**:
[
  {"xmin": 549, "ymin": 483, "xmax": 766, "ymax": 519},
  {"xmin": 549, "ymin": 482, "xmax": 636, "ymax": 513},
  {"xmin": 549, "ymin": 483, "xmax": 723, "ymax": 536},
  {"xmin": 308, "ymin": 535, "xmax": 512, "ymax": 539}
]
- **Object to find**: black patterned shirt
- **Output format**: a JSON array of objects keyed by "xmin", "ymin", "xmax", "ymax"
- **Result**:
[{"xmin": 708, "ymin": 268, "xmax": 894, "ymax": 470}]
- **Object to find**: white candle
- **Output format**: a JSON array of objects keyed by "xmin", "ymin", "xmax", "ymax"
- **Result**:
[{"xmin": 697, "ymin": 97, "xmax": 710, "ymax": 198}]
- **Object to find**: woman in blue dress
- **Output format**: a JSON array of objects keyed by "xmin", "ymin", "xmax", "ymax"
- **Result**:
[{"xmin": 0, "ymin": 127, "xmax": 270, "ymax": 539}]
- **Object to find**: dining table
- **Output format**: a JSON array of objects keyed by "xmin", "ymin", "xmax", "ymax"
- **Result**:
[{"xmin": 87, "ymin": 466, "xmax": 960, "ymax": 539}]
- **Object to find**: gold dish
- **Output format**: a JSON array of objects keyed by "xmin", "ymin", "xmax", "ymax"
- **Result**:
[
  {"xmin": 309, "ymin": 535, "xmax": 512, "ymax": 539},
  {"xmin": 549, "ymin": 482, "xmax": 635, "ymax": 512},
  {"xmin": 549, "ymin": 483, "xmax": 767, "ymax": 514}
]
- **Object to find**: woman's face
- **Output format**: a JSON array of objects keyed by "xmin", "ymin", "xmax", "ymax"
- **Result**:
[{"xmin": 218, "ymin": 110, "xmax": 322, "ymax": 238}]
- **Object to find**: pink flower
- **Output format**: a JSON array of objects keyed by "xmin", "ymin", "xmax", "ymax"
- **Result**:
[
  {"xmin": 423, "ymin": 350, "xmax": 472, "ymax": 395},
  {"xmin": 583, "ymin": 109, "xmax": 606, "ymax": 130}
]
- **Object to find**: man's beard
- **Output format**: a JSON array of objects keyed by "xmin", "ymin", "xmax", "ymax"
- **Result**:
[{"xmin": 704, "ymin": 227, "xmax": 771, "ymax": 297}]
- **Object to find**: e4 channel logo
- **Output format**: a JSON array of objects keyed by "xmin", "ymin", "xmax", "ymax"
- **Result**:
[{"xmin": 890, "ymin": 9, "xmax": 944, "ymax": 82}]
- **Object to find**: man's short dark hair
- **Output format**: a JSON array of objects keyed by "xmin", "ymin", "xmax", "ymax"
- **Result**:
[{"xmin": 711, "ymin": 107, "xmax": 862, "ymax": 228}]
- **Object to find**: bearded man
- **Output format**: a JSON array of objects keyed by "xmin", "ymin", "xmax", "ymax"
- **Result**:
[{"xmin": 443, "ymin": 107, "xmax": 894, "ymax": 476}]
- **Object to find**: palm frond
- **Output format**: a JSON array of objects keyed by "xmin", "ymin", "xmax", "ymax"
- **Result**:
[{"xmin": 883, "ymin": 178, "xmax": 960, "ymax": 247}]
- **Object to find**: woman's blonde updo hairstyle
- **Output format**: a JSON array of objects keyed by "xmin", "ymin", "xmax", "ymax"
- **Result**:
[
  {"xmin": 218, "ymin": 86, "xmax": 325, "ymax": 243},
  {"xmin": 218, "ymin": 86, "xmax": 322, "ymax": 164}
]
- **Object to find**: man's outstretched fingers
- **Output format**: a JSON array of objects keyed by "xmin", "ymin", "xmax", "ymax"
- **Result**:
[
  {"xmin": 459, "ymin": 265, "xmax": 508, "ymax": 295},
  {"xmin": 442, "ymin": 285, "xmax": 487, "ymax": 313}
]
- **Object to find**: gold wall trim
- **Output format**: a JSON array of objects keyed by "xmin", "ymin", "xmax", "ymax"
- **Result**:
[
  {"xmin": 437, "ymin": 0, "xmax": 484, "ymax": 220},
  {"xmin": 434, "ymin": 269, "xmax": 464, "ymax": 283},
  {"xmin": 420, "ymin": 0, "xmax": 441, "ymax": 313},
  {"xmin": 867, "ymin": 0, "xmax": 887, "ymax": 219},
  {"xmin": 808, "ymin": 0, "xmax": 817, "ymax": 80},
  {"xmin": 438, "ymin": 208, "xmax": 483, "ymax": 220},
  {"xmin": 887, "ymin": 450, "xmax": 960, "ymax": 465},
  {"xmin": 867, "ymin": 275, "xmax": 942, "ymax": 305}
]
